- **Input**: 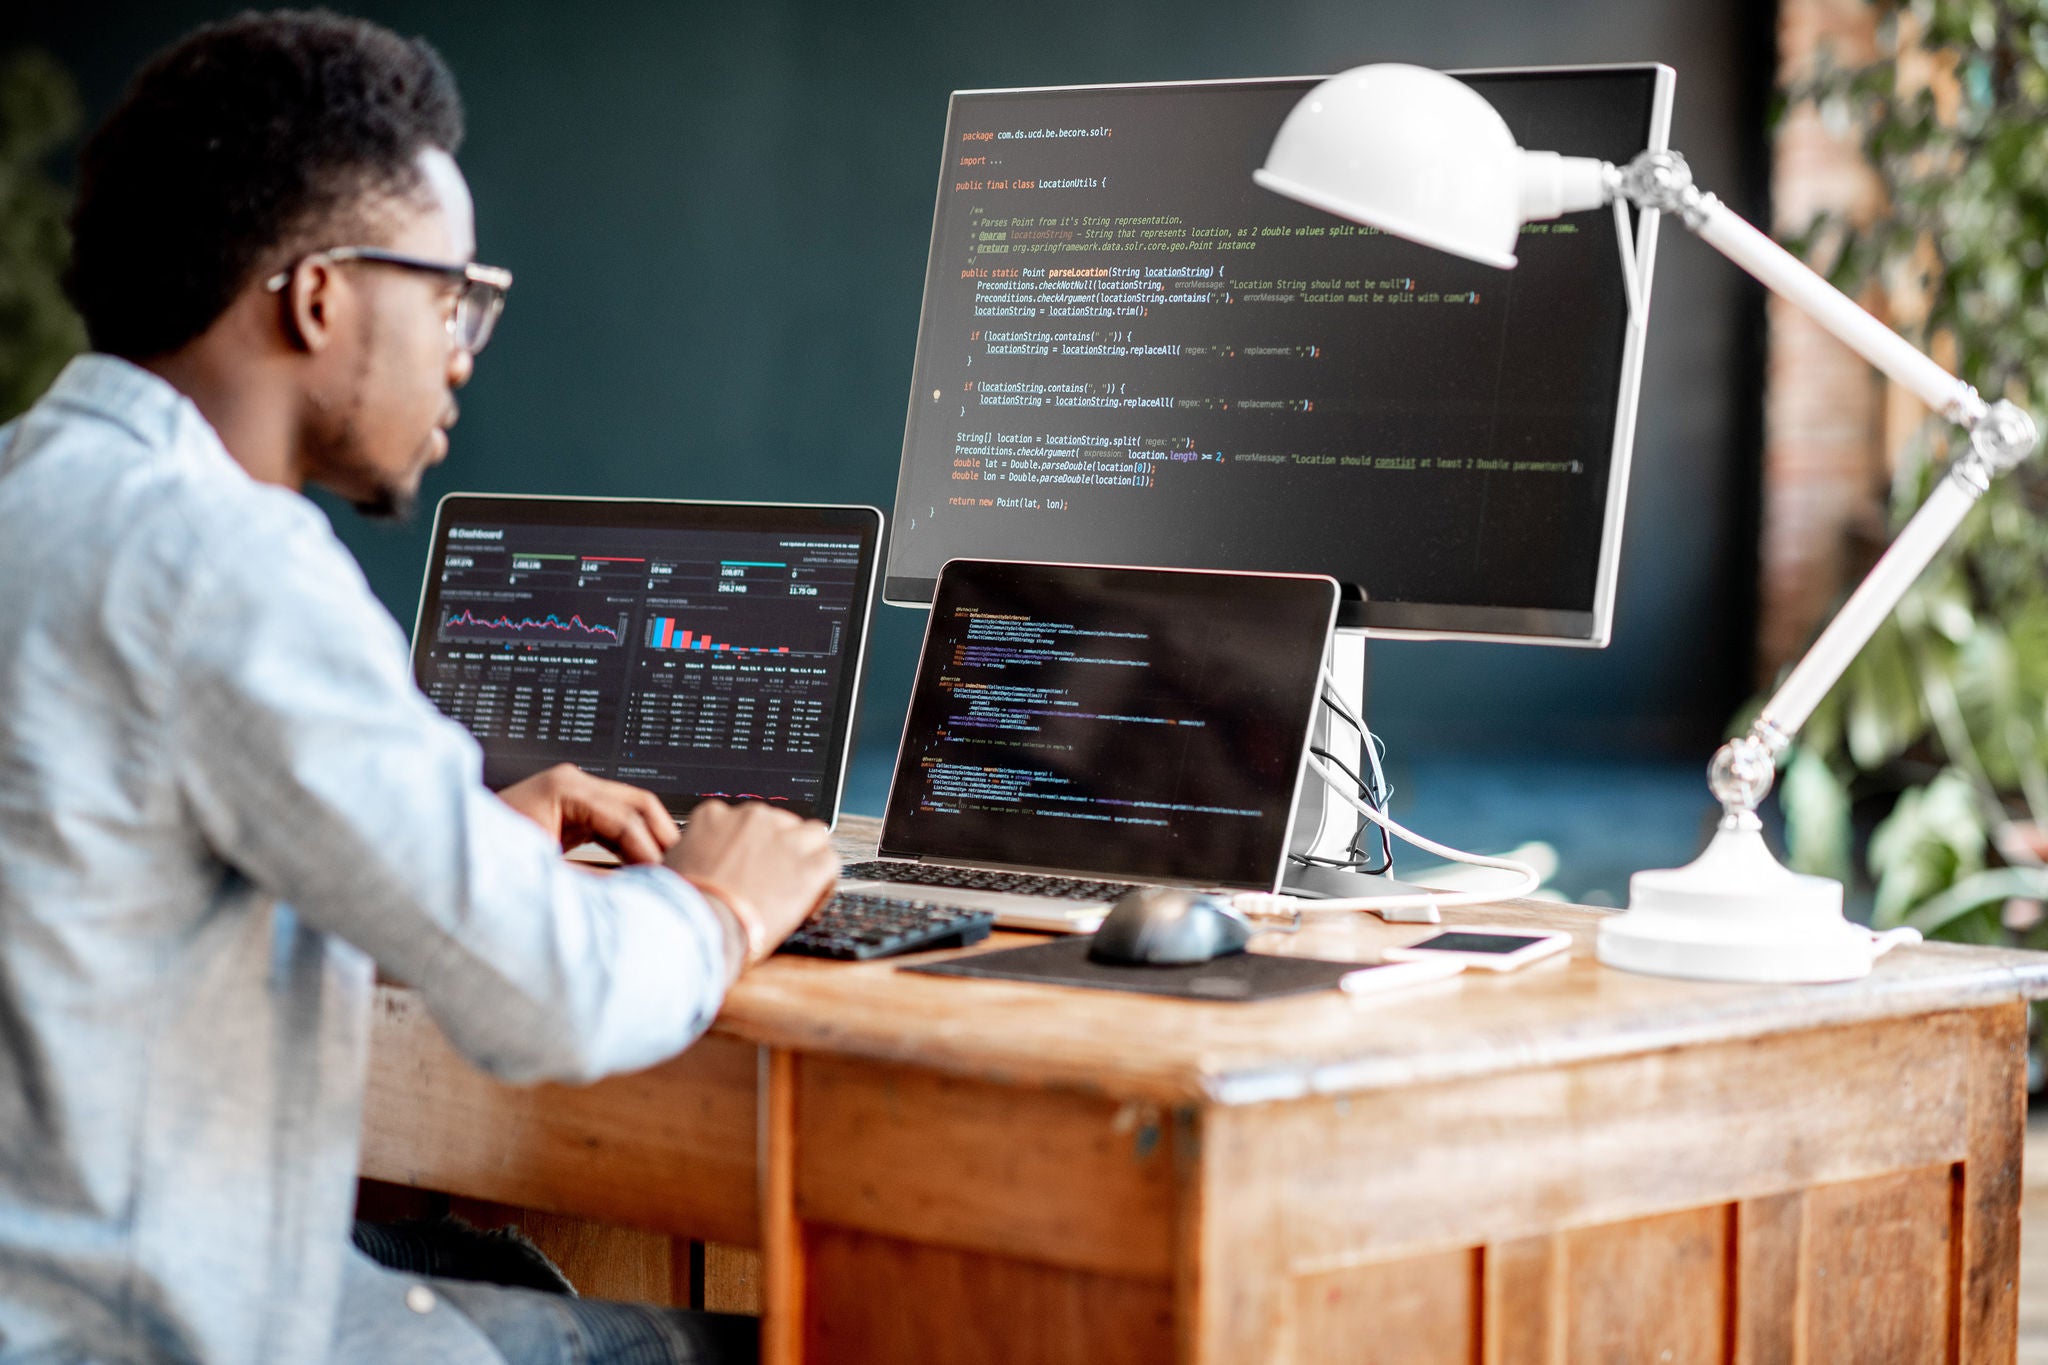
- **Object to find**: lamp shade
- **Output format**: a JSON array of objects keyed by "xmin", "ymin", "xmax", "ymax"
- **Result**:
[{"xmin": 1254, "ymin": 64, "xmax": 1528, "ymax": 268}]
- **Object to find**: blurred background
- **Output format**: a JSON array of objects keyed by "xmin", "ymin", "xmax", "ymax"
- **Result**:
[{"xmin": 7, "ymin": 0, "xmax": 2042, "ymax": 938}]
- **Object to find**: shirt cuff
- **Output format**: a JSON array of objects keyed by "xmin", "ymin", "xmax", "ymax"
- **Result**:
[{"xmin": 689, "ymin": 886, "xmax": 752, "ymax": 986}]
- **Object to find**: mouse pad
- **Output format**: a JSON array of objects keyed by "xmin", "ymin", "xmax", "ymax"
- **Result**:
[{"xmin": 904, "ymin": 937, "xmax": 1360, "ymax": 1002}]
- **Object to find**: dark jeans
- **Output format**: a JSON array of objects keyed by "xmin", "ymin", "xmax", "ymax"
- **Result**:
[{"xmin": 353, "ymin": 1217, "xmax": 757, "ymax": 1365}]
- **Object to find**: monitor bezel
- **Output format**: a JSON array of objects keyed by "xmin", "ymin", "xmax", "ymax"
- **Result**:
[{"xmin": 882, "ymin": 63, "xmax": 1676, "ymax": 648}]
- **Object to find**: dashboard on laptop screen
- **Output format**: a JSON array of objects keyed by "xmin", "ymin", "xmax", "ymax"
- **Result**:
[{"xmin": 412, "ymin": 496, "xmax": 881, "ymax": 821}]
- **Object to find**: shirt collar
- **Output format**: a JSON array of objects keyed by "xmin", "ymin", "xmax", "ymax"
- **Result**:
[
  {"xmin": 42, "ymin": 353, "xmax": 205, "ymax": 448},
  {"xmin": 35, "ymin": 353, "xmax": 246, "ymax": 486}
]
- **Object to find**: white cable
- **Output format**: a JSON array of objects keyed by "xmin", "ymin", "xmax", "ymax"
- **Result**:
[
  {"xmin": 1319, "ymin": 666, "xmax": 1365, "ymax": 731},
  {"xmin": 1235, "ymin": 756, "xmax": 1544, "ymax": 918},
  {"xmin": 1318, "ymin": 673, "xmax": 1389, "ymax": 802},
  {"xmin": 1613, "ymin": 196, "xmax": 1644, "ymax": 326}
]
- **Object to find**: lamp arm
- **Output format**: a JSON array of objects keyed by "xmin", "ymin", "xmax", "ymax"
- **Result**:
[
  {"xmin": 1708, "ymin": 475, "xmax": 1985, "ymax": 827},
  {"xmin": 1611, "ymin": 152, "xmax": 1989, "ymax": 422},
  {"xmin": 1600, "ymin": 150, "xmax": 2041, "ymax": 826}
]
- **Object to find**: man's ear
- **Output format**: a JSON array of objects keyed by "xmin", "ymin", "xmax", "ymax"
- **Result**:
[{"xmin": 276, "ymin": 256, "xmax": 342, "ymax": 355}]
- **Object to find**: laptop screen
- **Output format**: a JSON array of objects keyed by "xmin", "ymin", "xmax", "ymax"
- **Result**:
[
  {"xmin": 412, "ymin": 495, "xmax": 882, "ymax": 824},
  {"xmin": 879, "ymin": 560, "xmax": 1337, "ymax": 890}
]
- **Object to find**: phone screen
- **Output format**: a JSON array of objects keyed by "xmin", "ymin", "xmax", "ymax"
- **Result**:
[{"xmin": 1407, "ymin": 932, "xmax": 1552, "ymax": 955}]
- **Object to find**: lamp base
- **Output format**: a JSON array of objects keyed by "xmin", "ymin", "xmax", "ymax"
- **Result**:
[{"xmin": 1597, "ymin": 819, "xmax": 1919, "ymax": 983}]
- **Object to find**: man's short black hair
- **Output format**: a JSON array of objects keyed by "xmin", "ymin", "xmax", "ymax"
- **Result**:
[{"xmin": 65, "ymin": 9, "xmax": 464, "ymax": 360}]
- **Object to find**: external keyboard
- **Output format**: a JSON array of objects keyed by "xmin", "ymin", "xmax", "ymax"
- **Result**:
[
  {"xmin": 776, "ymin": 892, "xmax": 996, "ymax": 961},
  {"xmin": 842, "ymin": 861, "xmax": 1136, "ymax": 903}
]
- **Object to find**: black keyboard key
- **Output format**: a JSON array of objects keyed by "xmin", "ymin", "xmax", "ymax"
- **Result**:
[
  {"xmin": 842, "ymin": 861, "xmax": 1136, "ymax": 902},
  {"xmin": 776, "ymin": 892, "xmax": 995, "ymax": 961}
]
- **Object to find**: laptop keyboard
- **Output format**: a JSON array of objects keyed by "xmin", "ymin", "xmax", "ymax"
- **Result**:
[
  {"xmin": 776, "ymin": 892, "xmax": 995, "ymax": 961},
  {"xmin": 842, "ymin": 861, "xmax": 1137, "ymax": 902}
]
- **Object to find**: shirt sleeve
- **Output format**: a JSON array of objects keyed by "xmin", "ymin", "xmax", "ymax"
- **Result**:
[{"xmin": 158, "ymin": 500, "xmax": 739, "ymax": 1085}]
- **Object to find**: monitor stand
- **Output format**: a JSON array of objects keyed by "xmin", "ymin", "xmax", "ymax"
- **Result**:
[{"xmin": 1282, "ymin": 633, "xmax": 1442, "ymax": 921}]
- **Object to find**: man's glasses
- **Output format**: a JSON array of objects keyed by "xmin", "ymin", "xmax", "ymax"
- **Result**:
[{"xmin": 264, "ymin": 247, "xmax": 513, "ymax": 355}]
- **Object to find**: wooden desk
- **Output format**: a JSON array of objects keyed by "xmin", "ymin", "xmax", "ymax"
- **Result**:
[{"xmin": 362, "ymin": 817, "xmax": 2048, "ymax": 1363}]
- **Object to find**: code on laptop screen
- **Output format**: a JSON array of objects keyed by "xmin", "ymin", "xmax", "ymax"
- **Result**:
[{"xmin": 879, "ymin": 560, "xmax": 1336, "ymax": 888}]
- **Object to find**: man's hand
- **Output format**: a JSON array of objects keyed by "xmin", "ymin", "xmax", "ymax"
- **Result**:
[
  {"xmin": 665, "ymin": 800, "xmax": 838, "ymax": 963},
  {"xmin": 497, "ymin": 764, "xmax": 680, "ymax": 865}
]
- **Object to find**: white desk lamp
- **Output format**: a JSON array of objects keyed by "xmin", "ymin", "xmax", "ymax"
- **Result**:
[{"xmin": 1255, "ymin": 64, "xmax": 2041, "ymax": 983}]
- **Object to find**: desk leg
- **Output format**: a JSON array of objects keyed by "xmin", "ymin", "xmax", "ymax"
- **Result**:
[
  {"xmin": 1172, "ymin": 1107, "xmax": 1206, "ymax": 1365},
  {"xmin": 1959, "ymin": 998, "xmax": 2026, "ymax": 1361},
  {"xmin": 762, "ymin": 1048, "xmax": 804, "ymax": 1365},
  {"xmin": 1183, "ymin": 1103, "xmax": 1290, "ymax": 1365},
  {"xmin": 756, "ymin": 1052, "xmax": 1177, "ymax": 1364}
]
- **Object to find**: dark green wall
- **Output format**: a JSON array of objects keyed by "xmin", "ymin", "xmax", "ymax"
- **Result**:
[{"xmin": 7, "ymin": 0, "xmax": 1771, "ymax": 806}]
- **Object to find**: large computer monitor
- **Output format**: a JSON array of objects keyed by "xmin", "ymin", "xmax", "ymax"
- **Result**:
[{"xmin": 885, "ymin": 66, "xmax": 1672, "ymax": 646}]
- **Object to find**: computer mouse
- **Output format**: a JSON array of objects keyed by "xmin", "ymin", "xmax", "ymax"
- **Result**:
[{"xmin": 1087, "ymin": 887, "xmax": 1254, "ymax": 966}]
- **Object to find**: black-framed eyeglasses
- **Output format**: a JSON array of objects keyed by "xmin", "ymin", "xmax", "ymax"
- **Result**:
[{"xmin": 264, "ymin": 246, "xmax": 513, "ymax": 355}]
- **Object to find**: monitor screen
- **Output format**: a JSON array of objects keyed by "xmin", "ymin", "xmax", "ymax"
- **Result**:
[
  {"xmin": 879, "ymin": 560, "xmax": 1337, "ymax": 889},
  {"xmin": 885, "ymin": 66, "xmax": 1671, "ymax": 643},
  {"xmin": 411, "ymin": 495, "xmax": 881, "ymax": 822}
]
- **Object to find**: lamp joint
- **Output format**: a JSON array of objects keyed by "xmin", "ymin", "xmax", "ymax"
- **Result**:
[
  {"xmin": 1949, "ymin": 397, "xmax": 2048, "ymax": 493},
  {"xmin": 1942, "ymin": 384, "xmax": 1989, "ymax": 429},
  {"xmin": 1706, "ymin": 720, "xmax": 1789, "ymax": 819},
  {"xmin": 1617, "ymin": 150, "xmax": 1713, "ymax": 229}
]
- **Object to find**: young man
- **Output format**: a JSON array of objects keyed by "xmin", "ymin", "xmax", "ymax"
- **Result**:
[{"xmin": 0, "ymin": 12, "xmax": 832, "ymax": 1363}]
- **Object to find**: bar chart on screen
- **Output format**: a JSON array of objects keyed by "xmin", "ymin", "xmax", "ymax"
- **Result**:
[{"xmin": 642, "ymin": 616, "xmax": 795, "ymax": 655}]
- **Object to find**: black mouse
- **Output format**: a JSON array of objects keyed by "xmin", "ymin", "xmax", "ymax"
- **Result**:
[{"xmin": 1087, "ymin": 887, "xmax": 1254, "ymax": 965}]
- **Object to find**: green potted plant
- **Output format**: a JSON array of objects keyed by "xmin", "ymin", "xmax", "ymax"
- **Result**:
[{"xmin": 0, "ymin": 48, "xmax": 86, "ymax": 423}]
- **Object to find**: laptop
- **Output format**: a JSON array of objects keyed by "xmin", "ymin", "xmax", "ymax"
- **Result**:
[
  {"xmin": 411, "ymin": 493, "xmax": 883, "ymax": 825},
  {"xmin": 841, "ymin": 559, "xmax": 1339, "ymax": 931}
]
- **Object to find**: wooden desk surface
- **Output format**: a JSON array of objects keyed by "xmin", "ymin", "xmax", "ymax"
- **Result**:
[
  {"xmin": 367, "ymin": 815, "xmax": 2048, "ymax": 1361},
  {"xmin": 718, "ymin": 815, "xmax": 2048, "ymax": 1106}
]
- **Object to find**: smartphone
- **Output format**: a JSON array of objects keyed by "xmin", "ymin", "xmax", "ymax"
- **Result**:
[
  {"xmin": 1338, "ymin": 956, "xmax": 1465, "ymax": 995},
  {"xmin": 1381, "ymin": 927, "xmax": 1572, "ymax": 972}
]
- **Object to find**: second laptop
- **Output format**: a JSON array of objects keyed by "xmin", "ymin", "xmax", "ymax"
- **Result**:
[{"xmin": 842, "ymin": 559, "xmax": 1339, "ymax": 931}]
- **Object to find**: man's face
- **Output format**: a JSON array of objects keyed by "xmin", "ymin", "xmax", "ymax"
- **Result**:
[{"xmin": 303, "ymin": 147, "xmax": 477, "ymax": 519}]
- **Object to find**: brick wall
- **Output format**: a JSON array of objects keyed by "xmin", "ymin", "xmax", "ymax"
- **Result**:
[{"xmin": 1759, "ymin": 0, "xmax": 1891, "ymax": 681}]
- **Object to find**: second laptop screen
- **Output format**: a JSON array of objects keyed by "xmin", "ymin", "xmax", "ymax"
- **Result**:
[{"xmin": 881, "ymin": 562, "xmax": 1335, "ymax": 889}]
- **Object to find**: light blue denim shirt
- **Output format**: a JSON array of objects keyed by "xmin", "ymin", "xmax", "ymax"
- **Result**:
[{"xmin": 0, "ymin": 356, "xmax": 737, "ymax": 1364}]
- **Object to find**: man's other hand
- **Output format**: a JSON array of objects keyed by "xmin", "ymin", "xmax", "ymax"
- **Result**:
[
  {"xmin": 497, "ymin": 764, "xmax": 681, "ymax": 865},
  {"xmin": 665, "ymin": 800, "xmax": 838, "ymax": 963}
]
